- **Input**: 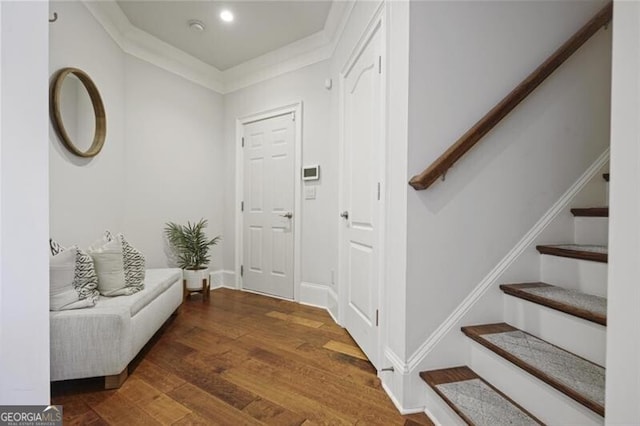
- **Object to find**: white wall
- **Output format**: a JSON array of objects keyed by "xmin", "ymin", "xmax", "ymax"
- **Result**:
[
  {"xmin": 122, "ymin": 55, "xmax": 224, "ymax": 269},
  {"xmin": 49, "ymin": 1, "xmax": 126, "ymax": 248},
  {"xmin": 0, "ymin": 1, "xmax": 50, "ymax": 404},
  {"xmin": 605, "ymin": 1, "xmax": 640, "ymax": 423},
  {"xmin": 50, "ymin": 2, "xmax": 225, "ymax": 268},
  {"xmin": 405, "ymin": 0, "xmax": 611, "ymax": 357},
  {"xmin": 223, "ymin": 61, "xmax": 335, "ymax": 291}
]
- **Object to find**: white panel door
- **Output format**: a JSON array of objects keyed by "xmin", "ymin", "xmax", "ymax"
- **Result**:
[
  {"xmin": 341, "ymin": 23, "xmax": 383, "ymax": 368},
  {"xmin": 243, "ymin": 113, "xmax": 295, "ymax": 299}
]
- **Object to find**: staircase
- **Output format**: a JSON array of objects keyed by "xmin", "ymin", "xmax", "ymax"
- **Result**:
[{"xmin": 420, "ymin": 173, "xmax": 609, "ymax": 425}]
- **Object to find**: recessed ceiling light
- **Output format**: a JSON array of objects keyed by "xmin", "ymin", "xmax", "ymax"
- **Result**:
[
  {"xmin": 188, "ymin": 19, "xmax": 205, "ymax": 32},
  {"xmin": 220, "ymin": 10, "xmax": 234, "ymax": 23}
]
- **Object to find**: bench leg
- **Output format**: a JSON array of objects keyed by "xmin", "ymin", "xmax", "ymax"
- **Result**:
[
  {"xmin": 203, "ymin": 278, "xmax": 210, "ymax": 302},
  {"xmin": 104, "ymin": 368, "xmax": 128, "ymax": 389}
]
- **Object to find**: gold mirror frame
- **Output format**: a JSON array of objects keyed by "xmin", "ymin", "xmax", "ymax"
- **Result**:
[{"xmin": 51, "ymin": 67, "xmax": 106, "ymax": 158}]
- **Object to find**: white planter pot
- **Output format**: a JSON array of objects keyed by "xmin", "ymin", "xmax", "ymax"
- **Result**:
[{"xmin": 183, "ymin": 268, "xmax": 209, "ymax": 290}]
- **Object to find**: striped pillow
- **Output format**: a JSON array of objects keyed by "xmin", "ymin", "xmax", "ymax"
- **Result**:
[
  {"xmin": 105, "ymin": 231, "xmax": 145, "ymax": 293},
  {"xmin": 49, "ymin": 238, "xmax": 100, "ymax": 308}
]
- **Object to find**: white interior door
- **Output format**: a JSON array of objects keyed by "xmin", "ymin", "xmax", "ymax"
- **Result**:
[
  {"xmin": 340, "ymin": 23, "xmax": 383, "ymax": 368},
  {"xmin": 242, "ymin": 113, "xmax": 295, "ymax": 299}
]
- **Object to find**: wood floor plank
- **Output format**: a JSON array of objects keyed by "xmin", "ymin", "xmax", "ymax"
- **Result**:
[
  {"xmin": 91, "ymin": 393, "xmax": 162, "ymax": 425},
  {"xmin": 266, "ymin": 310, "xmax": 325, "ymax": 328},
  {"xmin": 237, "ymin": 346, "xmax": 388, "ymax": 405},
  {"xmin": 132, "ymin": 360, "xmax": 186, "ymax": 394},
  {"xmin": 403, "ymin": 413, "xmax": 438, "ymax": 426},
  {"xmin": 64, "ymin": 409, "xmax": 109, "ymax": 426},
  {"xmin": 324, "ymin": 339, "xmax": 369, "ymax": 361},
  {"xmin": 238, "ymin": 329, "xmax": 307, "ymax": 352},
  {"xmin": 176, "ymin": 326, "xmax": 235, "ymax": 354},
  {"xmin": 150, "ymin": 346, "xmax": 258, "ymax": 410},
  {"xmin": 51, "ymin": 288, "xmax": 433, "ymax": 425},
  {"xmin": 242, "ymin": 397, "xmax": 307, "ymax": 425},
  {"xmin": 171, "ymin": 412, "xmax": 216, "ymax": 426},
  {"xmin": 168, "ymin": 383, "xmax": 262, "ymax": 426},
  {"xmin": 223, "ymin": 360, "xmax": 354, "ymax": 425},
  {"xmin": 226, "ymin": 356, "xmax": 402, "ymax": 424},
  {"xmin": 139, "ymin": 394, "xmax": 191, "ymax": 425},
  {"xmin": 50, "ymin": 393, "xmax": 94, "ymax": 424},
  {"xmin": 117, "ymin": 378, "xmax": 191, "ymax": 425}
]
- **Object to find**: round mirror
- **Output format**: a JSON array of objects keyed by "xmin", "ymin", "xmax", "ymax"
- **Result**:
[{"xmin": 51, "ymin": 68, "xmax": 106, "ymax": 158}]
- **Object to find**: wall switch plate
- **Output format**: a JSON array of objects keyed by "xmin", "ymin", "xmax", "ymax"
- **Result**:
[{"xmin": 304, "ymin": 186, "xmax": 316, "ymax": 200}]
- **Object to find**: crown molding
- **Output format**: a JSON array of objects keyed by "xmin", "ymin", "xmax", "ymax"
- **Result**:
[
  {"xmin": 83, "ymin": 1, "xmax": 225, "ymax": 93},
  {"xmin": 82, "ymin": 0, "xmax": 354, "ymax": 94},
  {"xmin": 223, "ymin": 1, "xmax": 354, "ymax": 92}
]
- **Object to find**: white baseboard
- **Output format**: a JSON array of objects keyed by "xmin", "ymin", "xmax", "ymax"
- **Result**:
[
  {"xmin": 326, "ymin": 287, "xmax": 339, "ymax": 325},
  {"xmin": 380, "ymin": 381, "xmax": 426, "ymax": 416},
  {"xmin": 209, "ymin": 270, "xmax": 236, "ymax": 290},
  {"xmin": 299, "ymin": 281, "xmax": 341, "ymax": 326},
  {"xmin": 299, "ymin": 281, "xmax": 328, "ymax": 308},
  {"xmin": 223, "ymin": 270, "xmax": 237, "ymax": 288}
]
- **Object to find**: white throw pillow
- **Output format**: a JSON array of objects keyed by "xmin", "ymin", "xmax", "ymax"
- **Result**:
[
  {"xmin": 88, "ymin": 237, "xmax": 130, "ymax": 296},
  {"xmin": 50, "ymin": 248, "xmax": 97, "ymax": 311}
]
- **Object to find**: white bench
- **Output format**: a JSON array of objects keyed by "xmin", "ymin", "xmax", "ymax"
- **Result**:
[{"xmin": 50, "ymin": 268, "xmax": 183, "ymax": 388}]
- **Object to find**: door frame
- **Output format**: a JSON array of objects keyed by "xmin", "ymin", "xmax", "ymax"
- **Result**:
[
  {"xmin": 234, "ymin": 102, "xmax": 303, "ymax": 301},
  {"xmin": 337, "ymin": 5, "xmax": 386, "ymax": 368}
]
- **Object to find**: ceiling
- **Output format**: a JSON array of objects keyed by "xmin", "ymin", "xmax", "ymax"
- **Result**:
[{"xmin": 116, "ymin": 1, "xmax": 333, "ymax": 71}]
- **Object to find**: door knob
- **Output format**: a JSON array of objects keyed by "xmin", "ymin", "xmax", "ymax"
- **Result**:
[
  {"xmin": 340, "ymin": 211, "xmax": 349, "ymax": 220},
  {"xmin": 280, "ymin": 212, "xmax": 293, "ymax": 219}
]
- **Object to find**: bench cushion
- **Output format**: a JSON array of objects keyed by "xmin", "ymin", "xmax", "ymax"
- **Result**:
[{"xmin": 96, "ymin": 268, "xmax": 181, "ymax": 316}]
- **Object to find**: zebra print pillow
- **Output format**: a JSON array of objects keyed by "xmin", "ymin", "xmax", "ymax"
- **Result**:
[
  {"xmin": 104, "ymin": 231, "xmax": 145, "ymax": 293},
  {"xmin": 49, "ymin": 238, "xmax": 100, "ymax": 308}
]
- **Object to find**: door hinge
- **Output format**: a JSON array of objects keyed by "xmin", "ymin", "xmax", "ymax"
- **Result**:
[
  {"xmin": 242, "ymin": 137, "xmax": 245, "ymax": 147},
  {"xmin": 241, "ymin": 201, "xmax": 244, "ymax": 212},
  {"xmin": 377, "ymin": 182, "xmax": 381, "ymax": 201},
  {"xmin": 378, "ymin": 56, "xmax": 382, "ymax": 74},
  {"xmin": 376, "ymin": 309, "xmax": 379, "ymax": 327},
  {"xmin": 292, "ymin": 112, "xmax": 296, "ymax": 122},
  {"xmin": 240, "ymin": 265, "xmax": 244, "ymax": 277}
]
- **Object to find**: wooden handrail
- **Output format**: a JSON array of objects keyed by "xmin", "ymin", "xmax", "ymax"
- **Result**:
[{"xmin": 409, "ymin": 2, "xmax": 612, "ymax": 191}]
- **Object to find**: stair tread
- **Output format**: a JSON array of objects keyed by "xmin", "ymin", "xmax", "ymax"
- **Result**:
[
  {"xmin": 570, "ymin": 207, "xmax": 609, "ymax": 217},
  {"xmin": 500, "ymin": 283, "xmax": 606, "ymax": 325},
  {"xmin": 462, "ymin": 323, "xmax": 605, "ymax": 416},
  {"xmin": 536, "ymin": 244, "xmax": 608, "ymax": 263},
  {"xmin": 420, "ymin": 367, "xmax": 543, "ymax": 426}
]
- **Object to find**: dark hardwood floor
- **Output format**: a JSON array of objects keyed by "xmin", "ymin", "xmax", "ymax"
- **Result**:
[{"xmin": 52, "ymin": 288, "xmax": 434, "ymax": 425}]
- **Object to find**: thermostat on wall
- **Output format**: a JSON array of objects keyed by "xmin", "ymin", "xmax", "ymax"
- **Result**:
[{"xmin": 302, "ymin": 165, "xmax": 320, "ymax": 181}]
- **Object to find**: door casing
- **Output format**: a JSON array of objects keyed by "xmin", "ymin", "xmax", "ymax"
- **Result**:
[{"xmin": 235, "ymin": 102, "xmax": 303, "ymax": 301}]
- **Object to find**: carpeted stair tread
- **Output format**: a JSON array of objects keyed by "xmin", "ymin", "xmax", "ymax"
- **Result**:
[
  {"xmin": 500, "ymin": 283, "xmax": 606, "ymax": 325},
  {"xmin": 420, "ymin": 367, "xmax": 543, "ymax": 426},
  {"xmin": 462, "ymin": 323, "xmax": 605, "ymax": 416}
]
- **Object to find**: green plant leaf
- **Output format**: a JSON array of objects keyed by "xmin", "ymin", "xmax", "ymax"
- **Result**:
[{"xmin": 164, "ymin": 218, "xmax": 221, "ymax": 270}]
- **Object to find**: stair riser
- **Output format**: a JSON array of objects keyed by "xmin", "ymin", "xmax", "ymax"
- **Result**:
[
  {"xmin": 574, "ymin": 217, "xmax": 608, "ymax": 246},
  {"xmin": 469, "ymin": 341, "xmax": 604, "ymax": 425},
  {"xmin": 504, "ymin": 295, "xmax": 606, "ymax": 365},
  {"xmin": 540, "ymin": 255, "xmax": 607, "ymax": 297}
]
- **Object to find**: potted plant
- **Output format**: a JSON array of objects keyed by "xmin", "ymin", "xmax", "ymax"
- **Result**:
[{"xmin": 164, "ymin": 218, "xmax": 221, "ymax": 290}]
